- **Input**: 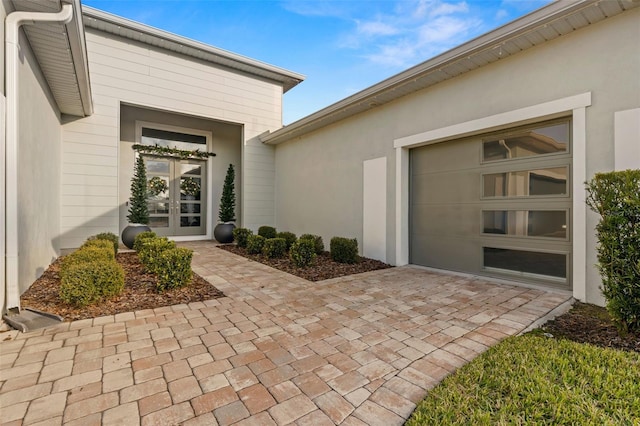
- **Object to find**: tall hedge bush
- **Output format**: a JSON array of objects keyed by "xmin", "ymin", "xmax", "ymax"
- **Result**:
[{"xmin": 586, "ymin": 169, "xmax": 640, "ymax": 332}]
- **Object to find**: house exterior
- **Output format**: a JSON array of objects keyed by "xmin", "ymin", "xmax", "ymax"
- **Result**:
[
  {"xmin": 262, "ymin": 0, "xmax": 639, "ymax": 306},
  {"xmin": 1, "ymin": 0, "xmax": 303, "ymax": 313},
  {"xmin": 1, "ymin": 0, "xmax": 638, "ymax": 316}
]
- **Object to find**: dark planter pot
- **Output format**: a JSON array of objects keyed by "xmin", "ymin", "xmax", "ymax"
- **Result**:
[
  {"xmin": 214, "ymin": 223, "xmax": 235, "ymax": 244},
  {"xmin": 121, "ymin": 224, "xmax": 151, "ymax": 249}
]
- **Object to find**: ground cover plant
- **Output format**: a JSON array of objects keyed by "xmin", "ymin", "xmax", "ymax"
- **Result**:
[{"xmin": 406, "ymin": 332, "xmax": 640, "ymax": 425}]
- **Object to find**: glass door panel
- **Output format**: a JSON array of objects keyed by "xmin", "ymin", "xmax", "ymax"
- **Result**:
[
  {"xmin": 145, "ymin": 158, "xmax": 172, "ymax": 233},
  {"xmin": 177, "ymin": 160, "xmax": 206, "ymax": 236}
]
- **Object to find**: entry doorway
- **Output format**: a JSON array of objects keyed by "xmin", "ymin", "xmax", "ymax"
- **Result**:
[{"xmin": 145, "ymin": 157, "xmax": 207, "ymax": 237}]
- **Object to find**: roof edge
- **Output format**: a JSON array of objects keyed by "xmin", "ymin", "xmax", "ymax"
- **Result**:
[
  {"xmin": 81, "ymin": 5, "xmax": 305, "ymax": 92},
  {"xmin": 261, "ymin": 0, "xmax": 607, "ymax": 144},
  {"xmin": 64, "ymin": 0, "xmax": 93, "ymax": 116}
]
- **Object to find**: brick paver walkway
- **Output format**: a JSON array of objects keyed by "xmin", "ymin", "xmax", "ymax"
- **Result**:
[{"xmin": 0, "ymin": 241, "xmax": 571, "ymax": 425}]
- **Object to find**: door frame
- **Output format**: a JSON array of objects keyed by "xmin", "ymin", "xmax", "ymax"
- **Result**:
[{"xmin": 135, "ymin": 120, "xmax": 214, "ymax": 241}]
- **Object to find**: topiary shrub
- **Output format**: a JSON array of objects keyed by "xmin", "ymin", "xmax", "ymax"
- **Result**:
[
  {"xmin": 155, "ymin": 247, "xmax": 193, "ymax": 292},
  {"xmin": 276, "ymin": 232, "xmax": 297, "ymax": 250},
  {"xmin": 263, "ymin": 238, "xmax": 287, "ymax": 258},
  {"xmin": 60, "ymin": 245, "xmax": 115, "ymax": 278},
  {"xmin": 246, "ymin": 234, "xmax": 265, "ymax": 255},
  {"xmin": 330, "ymin": 237, "xmax": 359, "ymax": 264},
  {"xmin": 138, "ymin": 237, "xmax": 176, "ymax": 271},
  {"xmin": 258, "ymin": 226, "xmax": 277, "ymax": 239},
  {"xmin": 133, "ymin": 231, "xmax": 157, "ymax": 252},
  {"xmin": 586, "ymin": 169, "xmax": 640, "ymax": 332},
  {"xmin": 87, "ymin": 232, "xmax": 119, "ymax": 255},
  {"xmin": 60, "ymin": 260, "xmax": 124, "ymax": 307},
  {"xmin": 290, "ymin": 239, "xmax": 317, "ymax": 267},
  {"xmin": 233, "ymin": 228, "xmax": 253, "ymax": 248},
  {"xmin": 81, "ymin": 238, "xmax": 116, "ymax": 255},
  {"xmin": 300, "ymin": 234, "xmax": 324, "ymax": 254}
]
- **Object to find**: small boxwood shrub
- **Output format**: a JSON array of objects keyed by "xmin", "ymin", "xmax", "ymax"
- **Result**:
[
  {"xmin": 81, "ymin": 238, "xmax": 115, "ymax": 255},
  {"xmin": 138, "ymin": 237, "xmax": 176, "ymax": 270},
  {"xmin": 263, "ymin": 238, "xmax": 287, "ymax": 258},
  {"xmin": 233, "ymin": 227, "xmax": 253, "ymax": 248},
  {"xmin": 290, "ymin": 239, "xmax": 316, "ymax": 267},
  {"xmin": 60, "ymin": 245, "xmax": 114, "ymax": 277},
  {"xmin": 246, "ymin": 234, "xmax": 265, "ymax": 254},
  {"xmin": 586, "ymin": 169, "xmax": 640, "ymax": 332},
  {"xmin": 258, "ymin": 226, "xmax": 277, "ymax": 239},
  {"xmin": 300, "ymin": 234, "xmax": 324, "ymax": 254},
  {"xmin": 87, "ymin": 232, "xmax": 119, "ymax": 255},
  {"xmin": 330, "ymin": 237, "xmax": 359, "ymax": 264},
  {"xmin": 276, "ymin": 232, "xmax": 297, "ymax": 250},
  {"xmin": 155, "ymin": 247, "xmax": 193, "ymax": 291},
  {"xmin": 60, "ymin": 260, "xmax": 124, "ymax": 307},
  {"xmin": 133, "ymin": 231, "xmax": 157, "ymax": 252}
]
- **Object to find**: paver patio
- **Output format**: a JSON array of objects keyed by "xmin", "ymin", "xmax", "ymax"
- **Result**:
[{"xmin": 0, "ymin": 241, "xmax": 571, "ymax": 425}]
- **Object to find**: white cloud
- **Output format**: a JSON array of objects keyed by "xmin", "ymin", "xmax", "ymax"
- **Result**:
[{"xmin": 356, "ymin": 20, "xmax": 400, "ymax": 37}]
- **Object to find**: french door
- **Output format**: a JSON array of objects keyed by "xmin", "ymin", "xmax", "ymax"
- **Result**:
[{"xmin": 144, "ymin": 157, "xmax": 207, "ymax": 237}]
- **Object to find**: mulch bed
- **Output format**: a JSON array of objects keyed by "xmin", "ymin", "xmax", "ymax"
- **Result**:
[
  {"xmin": 217, "ymin": 244, "xmax": 392, "ymax": 281},
  {"xmin": 19, "ymin": 252, "xmax": 224, "ymax": 322},
  {"xmin": 541, "ymin": 302, "xmax": 639, "ymax": 353}
]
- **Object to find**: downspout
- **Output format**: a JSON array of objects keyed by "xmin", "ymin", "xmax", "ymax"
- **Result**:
[{"xmin": 4, "ymin": 4, "xmax": 74, "ymax": 313}]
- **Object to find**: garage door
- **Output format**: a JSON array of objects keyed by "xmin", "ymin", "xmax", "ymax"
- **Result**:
[{"xmin": 410, "ymin": 119, "xmax": 572, "ymax": 290}]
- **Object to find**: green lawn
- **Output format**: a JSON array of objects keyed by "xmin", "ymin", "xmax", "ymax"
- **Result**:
[{"xmin": 406, "ymin": 333, "xmax": 640, "ymax": 425}]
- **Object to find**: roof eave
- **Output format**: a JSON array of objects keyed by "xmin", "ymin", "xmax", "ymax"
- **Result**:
[{"xmin": 64, "ymin": 0, "xmax": 93, "ymax": 116}]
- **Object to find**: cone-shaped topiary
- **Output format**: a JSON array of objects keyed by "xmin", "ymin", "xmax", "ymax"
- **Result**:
[
  {"xmin": 219, "ymin": 164, "xmax": 236, "ymax": 222},
  {"xmin": 127, "ymin": 156, "xmax": 149, "ymax": 224}
]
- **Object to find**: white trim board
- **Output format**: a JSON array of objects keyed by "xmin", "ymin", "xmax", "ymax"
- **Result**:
[{"xmin": 394, "ymin": 92, "xmax": 591, "ymax": 302}]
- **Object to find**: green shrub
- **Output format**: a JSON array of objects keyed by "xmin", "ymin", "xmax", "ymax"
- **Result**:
[
  {"xmin": 155, "ymin": 247, "xmax": 193, "ymax": 292},
  {"xmin": 81, "ymin": 238, "xmax": 115, "ymax": 254},
  {"xmin": 138, "ymin": 237, "xmax": 176, "ymax": 270},
  {"xmin": 133, "ymin": 231, "xmax": 157, "ymax": 252},
  {"xmin": 290, "ymin": 239, "xmax": 317, "ymax": 267},
  {"xmin": 60, "ymin": 245, "xmax": 114, "ymax": 277},
  {"xmin": 586, "ymin": 169, "xmax": 640, "ymax": 332},
  {"xmin": 276, "ymin": 232, "xmax": 297, "ymax": 250},
  {"xmin": 263, "ymin": 238, "xmax": 287, "ymax": 258},
  {"xmin": 330, "ymin": 237, "xmax": 359, "ymax": 264},
  {"xmin": 258, "ymin": 226, "xmax": 277, "ymax": 239},
  {"xmin": 87, "ymin": 232, "xmax": 119, "ymax": 255},
  {"xmin": 300, "ymin": 234, "xmax": 324, "ymax": 254},
  {"xmin": 60, "ymin": 260, "xmax": 124, "ymax": 307},
  {"xmin": 233, "ymin": 227, "xmax": 253, "ymax": 248},
  {"xmin": 246, "ymin": 234, "xmax": 265, "ymax": 254}
]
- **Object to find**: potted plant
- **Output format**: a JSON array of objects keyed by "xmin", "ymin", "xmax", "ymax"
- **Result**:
[
  {"xmin": 214, "ymin": 164, "xmax": 236, "ymax": 243},
  {"xmin": 121, "ymin": 155, "xmax": 152, "ymax": 249}
]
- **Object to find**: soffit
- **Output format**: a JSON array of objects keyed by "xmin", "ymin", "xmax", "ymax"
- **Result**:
[
  {"xmin": 10, "ymin": 0, "xmax": 92, "ymax": 117},
  {"xmin": 262, "ymin": 0, "xmax": 639, "ymax": 144},
  {"xmin": 81, "ymin": 6, "xmax": 305, "ymax": 93}
]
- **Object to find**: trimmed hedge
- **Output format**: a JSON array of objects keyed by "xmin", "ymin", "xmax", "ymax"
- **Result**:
[
  {"xmin": 258, "ymin": 226, "xmax": 277, "ymax": 239},
  {"xmin": 138, "ymin": 237, "xmax": 176, "ymax": 270},
  {"xmin": 263, "ymin": 238, "xmax": 287, "ymax": 258},
  {"xmin": 155, "ymin": 247, "xmax": 193, "ymax": 291},
  {"xmin": 330, "ymin": 237, "xmax": 358, "ymax": 264},
  {"xmin": 60, "ymin": 244, "xmax": 114, "ymax": 278},
  {"xmin": 133, "ymin": 231, "xmax": 157, "ymax": 252},
  {"xmin": 290, "ymin": 239, "xmax": 316, "ymax": 267},
  {"xmin": 87, "ymin": 232, "xmax": 119, "ymax": 255},
  {"xmin": 60, "ymin": 259, "xmax": 124, "ymax": 307},
  {"xmin": 586, "ymin": 169, "xmax": 640, "ymax": 332},
  {"xmin": 300, "ymin": 234, "xmax": 324, "ymax": 254},
  {"xmin": 277, "ymin": 232, "xmax": 297, "ymax": 250},
  {"xmin": 246, "ymin": 234, "xmax": 265, "ymax": 255},
  {"xmin": 233, "ymin": 227, "xmax": 253, "ymax": 248}
]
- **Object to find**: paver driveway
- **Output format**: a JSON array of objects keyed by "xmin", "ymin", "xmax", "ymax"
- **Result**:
[{"xmin": 0, "ymin": 241, "xmax": 571, "ymax": 425}]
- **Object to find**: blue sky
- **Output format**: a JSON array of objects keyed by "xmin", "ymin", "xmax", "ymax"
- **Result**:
[{"xmin": 83, "ymin": 0, "xmax": 551, "ymax": 124}]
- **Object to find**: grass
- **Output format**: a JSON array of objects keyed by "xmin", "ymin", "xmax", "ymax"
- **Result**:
[{"xmin": 405, "ymin": 333, "xmax": 640, "ymax": 425}]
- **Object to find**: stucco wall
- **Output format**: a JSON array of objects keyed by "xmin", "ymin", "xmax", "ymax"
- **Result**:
[
  {"xmin": 16, "ymin": 29, "xmax": 62, "ymax": 294},
  {"xmin": 273, "ymin": 8, "xmax": 640, "ymax": 305},
  {"xmin": 60, "ymin": 29, "xmax": 284, "ymax": 248}
]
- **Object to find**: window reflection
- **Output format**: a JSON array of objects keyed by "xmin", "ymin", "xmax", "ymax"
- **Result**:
[
  {"xmin": 483, "ymin": 167, "xmax": 567, "ymax": 197},
  {"xmin": 483, "ymin": 211, "xmax": 567, "ymax": 238},
  {"xmin": 483, "ymin": 122, "xmax": 569, "ymax": 161}
]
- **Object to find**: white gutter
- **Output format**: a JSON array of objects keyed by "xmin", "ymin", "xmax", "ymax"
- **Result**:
[{"xmin": 4, "ymin": 3, "xmax": 74, "ymax": 313}]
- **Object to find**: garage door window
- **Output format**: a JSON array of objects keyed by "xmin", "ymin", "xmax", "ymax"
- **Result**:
[
  {"xmin": 483, "ymin": 247, "xmax": 567, "ymax": 279},
  {"xmin": 483, "ymin": 210, "xmax": 567, "ymax": 239},
  {"xmin": 483, "ymin": 167, "xmax": 568, "ymax": 197},
  {"xmin": 482, "ymin": 121, "xmax": 569, "ymax": 162}
]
